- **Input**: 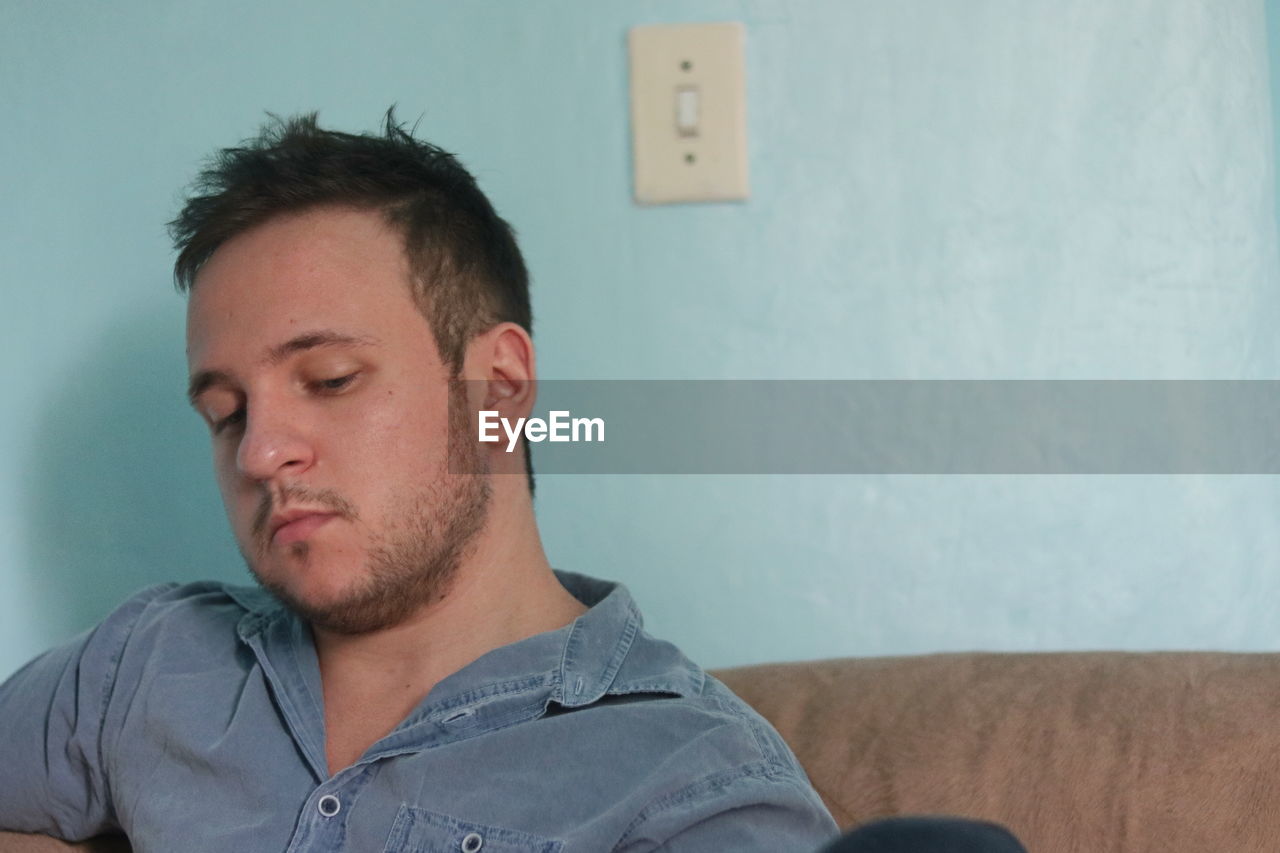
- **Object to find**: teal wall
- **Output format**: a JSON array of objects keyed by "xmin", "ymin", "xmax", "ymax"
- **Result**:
[{"xmin": 3, "ymin": 0, "xmax": 1279, "ymax": 677}]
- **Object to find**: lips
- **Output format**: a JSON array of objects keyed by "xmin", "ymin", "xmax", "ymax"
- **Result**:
[{"xmin": 269, "ymin": 510, "xmax": 339, "ymax": 545}]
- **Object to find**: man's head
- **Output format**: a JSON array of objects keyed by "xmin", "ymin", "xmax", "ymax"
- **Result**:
[
  {"xmin": 175, "ymin": 114, "xmax": 536, "ymax": 634},
  {"xmin": 171, "ymin": 111, "xmax": 531, "ymax": 375}
]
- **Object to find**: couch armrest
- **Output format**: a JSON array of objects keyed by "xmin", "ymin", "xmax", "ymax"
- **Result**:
[{"xmin": 0, "ymin": 833, "xmax": 129, "ymax": 852}]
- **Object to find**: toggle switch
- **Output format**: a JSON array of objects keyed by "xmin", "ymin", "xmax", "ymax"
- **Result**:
[{"xmin": 675, "ymin": 86, "xmax": 700, "ymax": 137}]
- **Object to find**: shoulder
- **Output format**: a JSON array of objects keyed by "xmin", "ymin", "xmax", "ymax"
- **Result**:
[
  {"xmin": 592, "ymin": 633, "xmax": 836, "ymax": 847},
  {"xmin": 16, "ymin": 582, "xmax": 258, "ymax": 674},
  {"xmin": 119, "ymin": 580, "xmax": 271, "ymax": 627},
  {"xmin": 555, "ymin": 585, "xmax": 819, "ymax": 799},
  {"xmin": 101, "ymin": 581, "xmax": 269, "ymax": 645},
  {"xmin": 0, "ymin": 582, "xmax": 275, "ymax": 837},
  {"xmin": 608, "ymin": 629, "xmax": 801, "ymax": 767},
  {"xmin": 75, "ymin": 581, "xmax": 273, "ymax": 687}
]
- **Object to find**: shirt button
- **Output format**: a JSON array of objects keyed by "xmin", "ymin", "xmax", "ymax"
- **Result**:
[
  {"xmin": 317, "ymin": 794, "xmax": 341, "ymax": 818},
  {"xmin": 461, "ymin": 831, "xmax": 484, "ymax": 852}
]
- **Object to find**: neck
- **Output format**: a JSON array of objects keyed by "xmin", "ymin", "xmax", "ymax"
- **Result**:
[{"xmin": 311, "ymin": 484, "xmax": 586, "ymax": 773}]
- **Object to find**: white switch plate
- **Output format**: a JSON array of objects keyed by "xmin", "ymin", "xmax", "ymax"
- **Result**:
[{"xmin": 629, "ymin": 22, "xmax": 749, "ymax": 204}]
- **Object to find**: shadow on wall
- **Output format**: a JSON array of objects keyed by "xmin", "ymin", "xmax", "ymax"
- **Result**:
[{"xmin": 22, "ymin": 308, "xmax": 243, "ymax": 640}]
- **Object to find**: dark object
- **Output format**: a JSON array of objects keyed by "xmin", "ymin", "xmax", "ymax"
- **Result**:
[{"xmin": 819, "ymin": 816, "xmax": 1030, "ymax": 853}]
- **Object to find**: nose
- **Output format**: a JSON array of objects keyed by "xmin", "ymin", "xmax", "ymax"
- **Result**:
[{"xmin": 235, "ymin": 401, "xmax": 315, "ymax": 482}]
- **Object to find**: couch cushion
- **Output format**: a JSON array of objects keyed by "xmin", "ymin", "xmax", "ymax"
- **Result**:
[{"xmin": 714, "ymin": 653, "xmax": 1280, "ymax": 852}]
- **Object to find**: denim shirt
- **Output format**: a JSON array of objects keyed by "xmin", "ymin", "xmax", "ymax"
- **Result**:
[{"xmin": 0, "ymin": 572, "xmax": 837, "ymax": 851}]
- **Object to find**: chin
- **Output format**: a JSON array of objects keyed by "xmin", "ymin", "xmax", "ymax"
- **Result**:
[
  {"xmin": 247, "ymin": 549, "xmax": 357, "ymax": 613},
  {"xmin": 248, "ymin": 559, "xmax": 426, "ymax": 635}
]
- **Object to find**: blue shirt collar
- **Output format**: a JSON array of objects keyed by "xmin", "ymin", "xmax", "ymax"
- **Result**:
[{"xmin": 227, "ymin": 570, "xmax": 703, "ymax": 777}]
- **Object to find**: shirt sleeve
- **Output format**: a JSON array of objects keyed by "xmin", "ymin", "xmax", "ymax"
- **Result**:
[
  {"xmin": 618, "ymin": 766, "xmax": 840, "ymax": 852},
  {"xmin": 0, "ymin": 585, "xmax": 174, "ymax": 839}
]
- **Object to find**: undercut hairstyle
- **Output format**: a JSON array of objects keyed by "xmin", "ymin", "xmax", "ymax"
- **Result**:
[
  {"xmin": 169, "ymin": 110, "xmax": 535, "ymax": 492},
  {"xmin": 168, "ymin": 110, "xmax": 531, "ymax": 375}
]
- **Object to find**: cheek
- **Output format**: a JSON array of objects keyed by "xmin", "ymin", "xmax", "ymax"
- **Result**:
[
  {"xmin": 211, "ymin": 446, "xmax": 254, "ymax": 517},
  {"xmin": 210, "ymin": 447, "xmax": 235, "ymax": 494},
  {"xmin": 353, "ymin": 389, "xmax": 450, "ymax": 462}
]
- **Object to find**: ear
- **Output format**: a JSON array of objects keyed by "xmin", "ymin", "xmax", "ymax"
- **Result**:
[{"xmin": 462, "ymin": 322, "xmax": 537, "ymax": 422}]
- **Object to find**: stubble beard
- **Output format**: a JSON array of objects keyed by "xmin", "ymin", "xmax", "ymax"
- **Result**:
[{"xmin": 244, "ymin": 387, "xmax": 493, "ymax": 634}]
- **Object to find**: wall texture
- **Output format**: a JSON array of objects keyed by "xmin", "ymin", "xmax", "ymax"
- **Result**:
[{"xmin": 1, "ymin": 0, "xmax": 1277, "ymax": 677}]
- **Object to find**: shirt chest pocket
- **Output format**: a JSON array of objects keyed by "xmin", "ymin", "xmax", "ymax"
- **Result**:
[{"xmin": 384, "ymin": 804, "xmax": 564, "ymax": 853}]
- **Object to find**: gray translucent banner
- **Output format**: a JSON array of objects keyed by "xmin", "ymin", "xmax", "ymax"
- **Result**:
[{"xmin": 449, "ymin": 381, "xmax": 1280, "ymax": 474}]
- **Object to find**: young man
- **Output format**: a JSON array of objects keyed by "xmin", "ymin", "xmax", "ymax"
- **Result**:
[{"xmin": 0, "ymin": 114, "xmax": 837, "ymax": 851}]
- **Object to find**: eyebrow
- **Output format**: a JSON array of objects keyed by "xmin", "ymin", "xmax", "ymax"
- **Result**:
[{"xmin": 187, "ymin": 329, "xmax": 382, "ymax": 406}]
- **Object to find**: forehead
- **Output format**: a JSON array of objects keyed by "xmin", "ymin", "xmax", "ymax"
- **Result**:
[{"xmin": 185, "ymin": 207, "xmax": 427, "ymax": 368}]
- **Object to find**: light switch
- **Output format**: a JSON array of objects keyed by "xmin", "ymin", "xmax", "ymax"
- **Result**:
[
  {"xmin": 629, "ymin": 22, "xmax": 749, "ymax": 204},
  {"xmin": 676, "ymin": 86, "xmax": 700, "ymax": 137}
]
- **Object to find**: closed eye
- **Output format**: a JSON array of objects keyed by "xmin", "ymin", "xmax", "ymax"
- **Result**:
[
  {"xmin": 212, "ymin": 408, "xmax": 245, "ymax": 435},
  {"xmin": 313, "ymin": 373, "xmax": 359, "ymax": 393}
]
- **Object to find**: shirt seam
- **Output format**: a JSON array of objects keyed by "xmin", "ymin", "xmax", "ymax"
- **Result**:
[
  {"xmin": 704, "ymin": 694, "xmax": 778, "ymax": 765},
  {"xmin": 97, "ymin": 583, "xmax": 182, "ymax": 825}
]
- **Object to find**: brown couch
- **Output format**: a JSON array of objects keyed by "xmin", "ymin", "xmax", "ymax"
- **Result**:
[{"xmin": 6, "ymin": 651, "xmax": 1279, "ymax": 852}]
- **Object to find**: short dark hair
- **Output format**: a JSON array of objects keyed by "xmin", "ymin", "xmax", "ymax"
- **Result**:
[
  {"xmin": 168, "ymin": 110, "xmax": 531, "ymax": 374},
  {"xmin": 169, "ymin": 110, "xmax": 535, "ymax": 492}
]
